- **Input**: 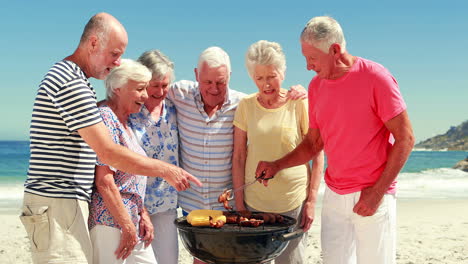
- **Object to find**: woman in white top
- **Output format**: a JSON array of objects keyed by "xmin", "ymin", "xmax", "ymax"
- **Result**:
[{"xmin": 128, "ymin": 50, "xmax": 179, "ymax": 264}]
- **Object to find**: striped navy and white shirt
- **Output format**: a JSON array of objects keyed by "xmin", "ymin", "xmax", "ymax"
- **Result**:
[
  {"xmin": 168, "ymin": 80, "xmax": 246, "ymax": 212},
  {"xmin": 24, "ymin": 60, "xmax": 102, "ymax": 202}
]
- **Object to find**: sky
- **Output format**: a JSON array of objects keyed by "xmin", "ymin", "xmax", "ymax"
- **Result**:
[{"xmin": 0, "ymin": 0, "xmax": 467, "ymax": 142}]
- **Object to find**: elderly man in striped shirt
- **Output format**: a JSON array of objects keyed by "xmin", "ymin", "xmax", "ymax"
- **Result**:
[
  {"xmin": 21, "ymin": 13, "xmax": 200, "ymax": 264},
  {"xmin": 168, "ymin": 47, "xmax": 306, "ymax": 264},
  {"xmin": 168, "ymin": 47, "xmax": 306, "ymax": 213},
  {"xmin": 168, "ymin": 47, "xmax": 244, "ymax": 214}
]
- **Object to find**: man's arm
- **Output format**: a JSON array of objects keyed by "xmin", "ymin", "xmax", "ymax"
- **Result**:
[
  {"xmin": 300, "ymin": 150, "xmax": 324, "ymax": 231},
  {"xmin": 255, "ymin": 128, "xmax": 324, "ymax": 182},
  {"xmin": 78, "ymin": 122, "xmax": 202, "ymax": 191},
  {"xmin": 353, "ymin": 110, "xmax": 415, "ymax": 216}
]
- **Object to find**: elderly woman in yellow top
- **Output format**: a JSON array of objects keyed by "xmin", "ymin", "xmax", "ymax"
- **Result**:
[{"xmin": 232, "ymin": 40, "xmax": 324, "ymax": 264}]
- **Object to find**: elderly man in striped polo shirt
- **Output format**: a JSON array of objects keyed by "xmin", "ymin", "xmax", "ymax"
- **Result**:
[
  {"xmin": 168, "ymin": 47, "xmax": 245, "ymax": 214},
  {"xmin": 168, "ymin": 47, "xmax": 306, "ymax": 213},
  {"xmin": 21, "ymin": 13, "xmax": 200, "ymax": 264},
  {"xmin": 168, "ymin": 47, "xmax": 305, "ymax": 264}
]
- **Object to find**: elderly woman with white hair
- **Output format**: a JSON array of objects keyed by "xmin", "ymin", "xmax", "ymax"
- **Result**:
[
  {"xmin": 128, "ymin": 50, "xmax": 179, "ymax": 264},
  {"xmin": 232, "ymin": 40, "xmax": 324, "ymax": 264},
  {"xmin": 88, "ymin": 59, "xmax": 157, "ymax": 264}
]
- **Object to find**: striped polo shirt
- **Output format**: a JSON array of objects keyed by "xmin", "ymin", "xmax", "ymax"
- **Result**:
[
  {"xmin": 168, "ymin": 80, "xmax": 245, "ymax": 212},
  {"xmin": 24, "ymin": 60, "xmax": 102, "ymax": 201}
]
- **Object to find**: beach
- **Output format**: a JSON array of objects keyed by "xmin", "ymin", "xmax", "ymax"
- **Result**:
[
  {"xmin": 2, "ymin": 144, "xmax": 467, "ymax": 263},
  {"xmin": 2, "ymin": 198, "xmax": 467, "ymax": 264}
]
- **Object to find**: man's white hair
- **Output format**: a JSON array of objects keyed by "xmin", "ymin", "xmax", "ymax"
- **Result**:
[
  {"xmin": 300, "ymin": 16, "xmax": 347, "ymax": 54},
  {"xmin": 245, "ymin": 40, "xmax": 286, "ymax": 79},
  {"xmin": 105, "ymin": 59, "xmax": 152, "ymax": 100},
  {"xmin": 197, "ymin": 47, "xmax": 231, "ymax": 78}
]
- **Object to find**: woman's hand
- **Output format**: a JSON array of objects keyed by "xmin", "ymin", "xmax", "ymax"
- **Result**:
[
  {"xmin": 300, "ymin": 199, "xmax": 316, "ymax": 232},
  {"xmin": 139, "ymin": 208, "xmax": 154, "ymax": 247},
  {"xmin": 94, "ymin": 165, "xmax": 139, "ymax": 259},
  {"xmin": 115, "ymin": 223, "xmax": 138, "ymax": 260}
]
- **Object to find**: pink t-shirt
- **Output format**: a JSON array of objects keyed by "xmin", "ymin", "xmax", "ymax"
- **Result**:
[{"xmin": 308, "ymin": 57, "xmax": 406, "ymax": 195}]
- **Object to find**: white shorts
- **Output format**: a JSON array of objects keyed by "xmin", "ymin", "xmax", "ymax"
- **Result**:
[
  {"xmin": 321, "ymin": 186, "xmax": 396, "ymax": 264},
  {"xmin": 150, "ymin": 209, "xmax": 178, "ymax": 264},
  {"xmin": 90, "ymin": 225, "xmax": 157, "ymax": 264}
]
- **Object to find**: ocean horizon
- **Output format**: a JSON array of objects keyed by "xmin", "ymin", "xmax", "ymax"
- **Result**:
[{"xmin": 1, "ymin": 141, "xmax": 467, "ymax": 211}]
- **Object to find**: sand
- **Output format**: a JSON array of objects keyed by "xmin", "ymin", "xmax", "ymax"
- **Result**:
[{"xmin": 1, "ymin": 199, "xmax": 467, "ymax": 264}]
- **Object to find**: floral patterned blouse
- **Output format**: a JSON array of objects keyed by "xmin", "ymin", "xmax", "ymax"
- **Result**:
[
  {"xmin": 128, "ymin": 100, "xmax": 179, "ymax": 214},
  {"xmin": 88, "ymin": 105, "xmax": 147, "ymax": 231}
]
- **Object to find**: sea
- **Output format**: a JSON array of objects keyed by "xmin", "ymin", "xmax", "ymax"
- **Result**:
[{"xmin": 1, "ymin": 141, "xmax": 467, "ymax": 212}]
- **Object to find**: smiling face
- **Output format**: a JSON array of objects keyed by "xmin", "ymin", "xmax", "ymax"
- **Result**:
[
  {"xmin": 89, "ymin": 27, "xmax": 128, "ymax": 80},
  {"xmin": 253, "ymin": 64, "xmax": 284, "ymax": 101},
  {"xmin": 301, "ymin": 41, "xmax": 335, "ymax": 79},
  {"xmin": 115, "ymin": 79, "xmax": 148, "ymax": 114},
  {"xmin": 146, "ymin": 73, "xmax": 170, "ymax": 104},
  {"xmin": 195, "ymin": 62, "xmax": 229, "ymax": 109}
]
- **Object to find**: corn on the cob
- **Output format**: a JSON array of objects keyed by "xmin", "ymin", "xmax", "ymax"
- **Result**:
[{"xmin": 187, "ymin": 210, "xmax": 226, "ymax": 226}]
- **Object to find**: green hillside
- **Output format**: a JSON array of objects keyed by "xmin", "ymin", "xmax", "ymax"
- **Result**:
[{"xmin": 415, "ymin": 120, "xmax": 468, "ymax": 151}]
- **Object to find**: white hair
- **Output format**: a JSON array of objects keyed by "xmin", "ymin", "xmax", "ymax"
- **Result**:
[
  {"xmin": 300, "ymin": 16, "xmax": 347, "ymax": 54},
  {"xmin": 197, "ymin": 46, "xmax": 231, "ymax": 78},
  {"xmin": 137, "ymin": 50, "xmax": 175, "ymax": 83},
  {"xmin": 245, "ymin": 40, "xmax": 286, "ymax": 79},
  {"xmin": 105, "ymin": 59, "xmax": 152, "ymax": 100}
]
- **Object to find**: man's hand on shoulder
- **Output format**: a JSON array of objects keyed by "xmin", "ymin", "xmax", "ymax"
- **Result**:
[{"xmin": 287, "ymin": 84, "xmax": 308, "ymax": 100}]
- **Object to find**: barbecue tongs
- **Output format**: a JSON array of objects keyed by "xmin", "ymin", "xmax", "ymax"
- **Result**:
[{"xmin": 224, "ymin": 171, "xmax": 274, "ymax": 201}]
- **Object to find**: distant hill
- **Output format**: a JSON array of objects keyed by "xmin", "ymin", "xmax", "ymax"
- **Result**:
[{"xmin": 415, "ymin": 120, "xmax": 468, "ymax": 151}]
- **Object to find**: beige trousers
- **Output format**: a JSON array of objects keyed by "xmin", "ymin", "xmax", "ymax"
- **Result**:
[{"xmin": 20, "ymin": 192, "xmax": 93, "ymax": 264}]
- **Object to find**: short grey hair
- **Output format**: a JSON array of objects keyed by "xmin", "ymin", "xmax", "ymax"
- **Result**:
[
  {"xmin": 137, "ymin": 50, "xmax": 175, "ymax": 83},
  {"xmin": 245, "ymin": 40, "xmax": 286, "ymax": 79},
  {"xmin": 197, "ymin": 47, "xmax": 231, "ymax": 78},
  {"xmin": 300, "ymin": 16, "xmax": 347, "ymax": 54},
  {"xmin": 79, "ymin": 14, "xmax": 110, "ymax": 45},
  {"xmin": 105, "ymin": 59, "xmax": 152, "ymax": 100}
]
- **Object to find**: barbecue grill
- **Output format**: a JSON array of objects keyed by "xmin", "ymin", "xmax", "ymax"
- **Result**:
[{"xmin": 175, "ymin": 213, "xmax": 304, "ymax": 264}]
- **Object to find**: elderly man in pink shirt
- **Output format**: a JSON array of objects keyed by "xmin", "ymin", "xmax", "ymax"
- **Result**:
[{"xmin": 256, "ymin": 16, "xmax": 415, "ymax": 264}]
